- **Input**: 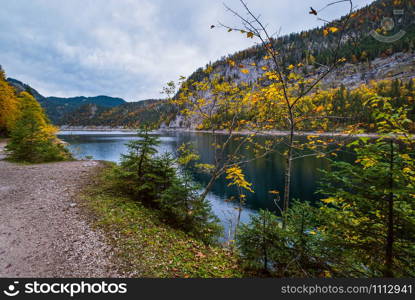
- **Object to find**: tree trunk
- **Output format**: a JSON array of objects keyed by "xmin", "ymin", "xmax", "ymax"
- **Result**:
[
  {"xmin": 199, "ymin": 171, "xmax": 219, "ymax": 202},
  {"xmin": 384, "ymin": 140, "xmax": 394, "ymax": 277},
  {"xmin": 234, "ymin": 192, "xmax": 243, "ymax": 240},
  {"xmin": 282, "ymin": 119, "xmax": 294, "ymax": 228},
  {"xmin": 262, "ymin": 213, "xmax": 268, "ymax": 272}
]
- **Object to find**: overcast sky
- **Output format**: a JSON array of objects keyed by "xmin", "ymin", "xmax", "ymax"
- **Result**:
[{"xmin": 0, "ymin": 0, "xmax": 375, "ymax": 101}]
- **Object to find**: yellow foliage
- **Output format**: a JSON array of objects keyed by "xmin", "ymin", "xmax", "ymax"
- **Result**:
[
  {"xmin": 225, "ymin": 166, "xmax": 254, "ymax": 193},
  {"xmin": 0, "ymin": 70, "xmax": 20, "ymax": 135},
  {"xmin": 315, "ymin": 105, "xmax": 324, "ymax": 112}
]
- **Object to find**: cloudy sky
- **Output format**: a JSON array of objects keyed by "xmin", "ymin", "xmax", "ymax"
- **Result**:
[{"xmin": 0, "ymin": 0, "xmax": 374, "ymax": 101}]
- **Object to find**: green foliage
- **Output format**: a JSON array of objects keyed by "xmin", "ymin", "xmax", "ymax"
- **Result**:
[
  {"xmin": 237, "ymin": 202, "xmax": 330, "ymax": 277},
  {"xmin": 318, "ymin": 140, "xmax": 415, "ymax": 277},
  {"xmin": 112, "ymin": 128, "xmax": 161, "ymax": 201},
  {"xmin": 237, "ymin": 90, "xmax": 415, "ymax": 278},
  {"xmin": 5, "ymin": 92, "xmax": 72, "ymax": 163},
  {"xmin": 316, "ymin": 95, "xmax": 415, "ymax": 277},
  {"xmin": 157, "ymin": 175, "xmax": 222, "ymax": 245},
  {"xmin": 237, "ymin": 210, "xmax": 282, "ymax": 274},
  {"xmin": 111, "ymin": 128, "xmax": 222, "ymax": 244}
]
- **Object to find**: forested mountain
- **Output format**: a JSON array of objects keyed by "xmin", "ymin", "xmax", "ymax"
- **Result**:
[
  {"xmin": 5, "ymin": 77, "xmax": 171, "ymax": 127},
  {"xmin": 187, "ymin": 0, "xmax": 414, "ymax": 82},
  {"xmin": 6, "ymin": 78, "xmax": 126, "ymax": 124},
  {"xmin": 61, "ymin": 99, "xmax": 177, "ymax": 128},
  {"xmin": 43, "ymin": 95, "xmax": 126, "ymax": 124}
]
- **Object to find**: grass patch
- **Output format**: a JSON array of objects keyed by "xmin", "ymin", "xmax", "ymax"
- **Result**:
[{"xmin": 81, "ymin": 163, "xmax": 244, "ymax": 278}]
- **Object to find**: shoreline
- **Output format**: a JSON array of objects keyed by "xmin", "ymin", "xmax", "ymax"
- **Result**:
[
  {"xmin": 162, "ymin": 128, "xmax": 383, "ymax": 138},
  {"xmin": 0, "ymin": 141, "xmax": 121, "ymax": 277},
  {"xmin": 58, "ymin": 126, "xmax": 384, "ymax": 138}
]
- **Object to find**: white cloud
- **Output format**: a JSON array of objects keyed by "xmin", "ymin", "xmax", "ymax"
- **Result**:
[{"xmin": 0, "ymin": 0, "xmax": 375, "ymax": 101}]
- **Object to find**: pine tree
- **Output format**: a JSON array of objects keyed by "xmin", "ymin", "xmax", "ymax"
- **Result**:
[{"xmin": 6, "ymin": 92, "xmax": 71, "ymax": 162}]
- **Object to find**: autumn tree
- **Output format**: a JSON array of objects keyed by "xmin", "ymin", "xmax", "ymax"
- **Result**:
[
  {"xmin": 6, "ymin": 92, "xmax": 71, "ymax": 162},
  {"xmin": 214, "ymin": 0, "xmax": 357, "ymax": 224},
  {"xmin": 165, "ymin": 73, "xmax": 278, "ymax": 240},
  {"xmin": 0, "ymin": 66, "xmax": 19, "ymax": 136}
]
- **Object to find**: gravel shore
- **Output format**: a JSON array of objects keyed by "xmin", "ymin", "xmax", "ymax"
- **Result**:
[{"xmin": 0, "ymin": 141, "xmax": 120, "ymax": 277}]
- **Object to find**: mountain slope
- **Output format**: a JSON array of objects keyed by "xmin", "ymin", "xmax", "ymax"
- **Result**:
[
  {"xmin": 61, "ymin": 99, "xmax": 177, "ymax": 128},
  {"xmin": 7, "ymin": 78, "xmax": 126, "ymax": 124},
  {"xmin": 44, "ymin": 95, "xmax": 126, "ymax": 124},
  {"xmin": 192, "ymin": 0, "xmax": 414, "ymax": 76}
]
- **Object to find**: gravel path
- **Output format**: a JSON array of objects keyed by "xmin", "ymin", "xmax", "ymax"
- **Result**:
[{"xmin": 0, "ymin": 141, "xmax": 119, "ymax": 277}]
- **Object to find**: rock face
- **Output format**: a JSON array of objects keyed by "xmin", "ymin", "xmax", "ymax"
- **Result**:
[
  {"xmin": 165, "ymin": 51, "xmax": 415, "ymax": 129},
  {"xmin": 320, "ymin": 52, "xmax": 415, "ymax": 89}
]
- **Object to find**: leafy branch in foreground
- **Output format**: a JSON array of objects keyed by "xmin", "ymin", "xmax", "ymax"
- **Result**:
[
  {"xmin": 236, "ymin": 93, "xmax": 415, "ymax": 277},
  {"xmin": 318, "ymin": 95, "xmax": 415, "ymax": 277},
  {"xmin": 216, "ymin": 0, "xmax": 356, "ymax": 225}
]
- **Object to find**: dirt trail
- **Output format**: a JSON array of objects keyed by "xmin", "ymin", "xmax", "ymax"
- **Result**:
[{"xmin": 0, "ymin": 141, "xmax": 119, "ymax": 277}]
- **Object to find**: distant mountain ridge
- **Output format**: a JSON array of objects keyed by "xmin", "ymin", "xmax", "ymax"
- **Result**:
[
  {"xmin": 7, "ymin": 78, "xmax": 126, "ymax": 124},
  {"xmin": 6, "ymin": 77, "xmax": 172, "ymax": 127},
  {"xmin": 61, "ymin": 99, "xmax": 177, "ymax": 128}
]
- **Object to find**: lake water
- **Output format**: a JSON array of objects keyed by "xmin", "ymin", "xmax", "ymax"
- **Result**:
[{"xmin": 58, "ymin": 130, "xmax": 351, "ymax": 237}]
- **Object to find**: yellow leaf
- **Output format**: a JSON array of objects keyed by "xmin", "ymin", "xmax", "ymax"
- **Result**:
[
  {"xmin": 240, "ymin": 69, "xmax": 250, "ymax": 74},
  {"xmin": 315, "ymin": 105, "xmax": 324, "ymax": 112},
  {"xmin": 329, "ymin": 27, "xmax": 339, "ymax": 33},
  {"xmin": 324, "ymin": 27, "xmax": 338, "ymax": 36},
  {"xmin": 322, "ymin": 197, "xmax": 336, "ymax": 204}
]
